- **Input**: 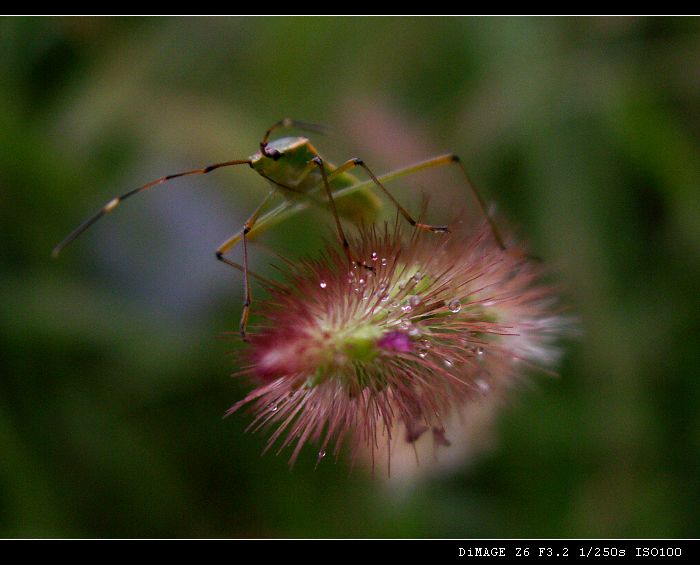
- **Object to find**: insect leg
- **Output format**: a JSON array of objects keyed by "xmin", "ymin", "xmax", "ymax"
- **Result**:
[
  {"xmin": 241, "ymin": 154, "xmax": 506, "ymax": 248},
  {"xmin": 310, "ymin": 156, "xmax": 372, "ymax": 270},
  {"xmin": 448, "ymin": 155, "xmax": 505, "ymax": 250},
  {"xmin": 329, "ymin": 154, "xmax": 506, "ymax": 250},
  {"xmin": 325, "ymin": 158, "xmax": 450, "ymax": 234},
  {"xmin": 52, "ymin": 159, "xmax": 252, "ymax": 258},
  {"xmin": 216, "ymin": 189, "xmax": 278, "ymax": 341}
]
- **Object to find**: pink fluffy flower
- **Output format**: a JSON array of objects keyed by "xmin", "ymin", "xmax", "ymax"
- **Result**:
[{"xmin": 228, "ymin": 218, "xmax": 568, "ymax": 468}]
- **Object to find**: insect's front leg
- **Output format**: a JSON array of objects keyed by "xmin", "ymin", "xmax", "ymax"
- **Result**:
[{"xmin": 216, "ymin": 189, "xmax": 277, "ymax": 341}]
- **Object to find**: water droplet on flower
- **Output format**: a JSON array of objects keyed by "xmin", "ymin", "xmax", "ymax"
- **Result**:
[
  {"xmin": 408, "ymin": 325, "xmax": 421, "ymax": 336},
  {"xmin": 319, "ymin": 280, "xmax": 327, "ymax": 289},
  {"xmin": 476, "ymin": 346, "xmax": 485, "ymax": 357},
  {"xmin": 443, "ymin": 358, "xmax": 454, "ymax": 369},
  {"xmin": 412, "ymin": 271, "xmax": 423, "ymax": 283},
  {"xmin": 409, "ymin": 295, "xmax": 421, "ymax": 307},
  {"xmin": 380, "ymin": 293, "xmax": 390, "ymax": 302},
  {"xmin": 398, "ymin": 320, "xmax": 412, "ymax": 332},
  {"xmin": 400, "ymin": 300, "xmax": 412, "ymax": 313},
  {"xmin": 417, "ymin": 338, "xmax": 431, "ymax": 357},
  {"xmin": 371, "ymin": 251, "xmax": 379, "ymax": 262},
  {"xmin": 268, "ymin": 403, "xmax": 278, "ymax": 412},
  {"xmin": 475, "ymin": 373, "xmax": 491, "ymax": 395},
  {"xmin": 448, "ymin": 299, "xmax": 461, "ymax": 313},
  {"xmin": 381, "ymin": 257, "xmax": 388, "ymax": 266},
  {"xmin": 318, "ymin": 449, "xmax": 326, "ymax": 459}
]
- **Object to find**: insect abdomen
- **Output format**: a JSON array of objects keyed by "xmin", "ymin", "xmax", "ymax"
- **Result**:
[{"xmin": 328, "ymin": 168, "xmax": 382, "ymax": 224}]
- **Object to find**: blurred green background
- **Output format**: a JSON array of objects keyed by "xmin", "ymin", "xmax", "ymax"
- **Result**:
[{"xmin": 2, "ymin": 16, "xmax": 700, "ymax": 538}]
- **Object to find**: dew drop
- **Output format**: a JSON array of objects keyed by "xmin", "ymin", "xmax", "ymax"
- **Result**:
[
  {"xmin": 476, "ymin": 346, "xmax": 485, "ymax": 358},
  {"xmin": 381, "ymin": 257, "xmax": 388, "ymax": 266},
  {"xmin": 417, "ymin": 339, "xmax": 431, "ymax": 357},
  {"xmin": 380, "ymin": 293, "xmax": 390, "ymax": 302},
  {"xmin": 398, "ymin": 320, "xmax": 412, "ymax": 332},
  {"xmin": 475, "ymin": 373, "xmax": 491, "ymax": 395},
  {"xmin": 318, "ymin": 449, "xmax": 326, "ymax": 459},
  {"xmin": 412, "ymin": 271, "xmax": 423, "ymax": 283},
  {"xmin": 400, "ymin": 301, "xmax": 412, "ymax": 313},
  {"xmin": 268, "ymin": 403, "xmax": 278, "ymax": 413},
  {"xmin": 409, "ymin": 295, "xmax": 422, "ymax": 307},
  {"xmin": 319, "ymin": 280, "xmax": 327, "ymax": 289},
  {"xmin": 371, "ymin": 251, "xmax": 379, "ymax": 262},
  {"xmin": 448, "ymin": 299, "xmax": 461, "ymax": 313},
  {"xmin": 443, "ymin": 358, "xmax": 454, "ymax": 369},
  {"xmin": 408, "ymin": 325, "xmax": 421, "ymax": 337}
]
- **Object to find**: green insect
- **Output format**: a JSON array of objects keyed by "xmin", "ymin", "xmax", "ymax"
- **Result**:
[{"xmin": 52, "ymin": 118, "xmax": 504, "ymax": 339}]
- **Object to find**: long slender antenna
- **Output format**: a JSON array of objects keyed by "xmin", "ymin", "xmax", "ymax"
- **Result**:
[{"xmin": 51, "ymin": 159, "xmax": 251, "ymax": 258}]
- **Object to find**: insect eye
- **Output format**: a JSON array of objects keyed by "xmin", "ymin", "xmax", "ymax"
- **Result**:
[{"xmin": 260, "ymin": 143, "xmax": 283, "ymax": 161}]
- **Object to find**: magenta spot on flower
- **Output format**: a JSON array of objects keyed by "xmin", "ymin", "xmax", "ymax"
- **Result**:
[{"xmin": 378, "ymin": 330, "xmax": 412, "ymax": 353}]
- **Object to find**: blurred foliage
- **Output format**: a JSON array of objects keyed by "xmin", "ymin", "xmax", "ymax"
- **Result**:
[{"xmin": 1, "ymin": 16, "xmax": 700, "ymax": 538}]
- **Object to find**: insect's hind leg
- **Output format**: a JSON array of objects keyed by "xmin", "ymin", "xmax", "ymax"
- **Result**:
[
  {"xmin": 448, "ymin": 155, "xmax": 506, "ymax": 250},
  {"xmin": 327, "ymin": 154, "xmax": 506, "ymax": 250},
  {"xmin": 216, "ymin": 189, "xmax": 278, "ymax": 341}
]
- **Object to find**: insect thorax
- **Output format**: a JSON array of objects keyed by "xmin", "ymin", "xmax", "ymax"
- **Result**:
[
  {"xmin": 249, "ymin": 136, "xmax": 322, "ymax": 194},
  {"xmin": 249, "ymin": 135, "xmax": 382, "ymax": 224}
]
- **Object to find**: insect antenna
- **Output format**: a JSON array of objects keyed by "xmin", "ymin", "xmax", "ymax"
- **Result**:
[{"xmin": 51, "ymin": 159, "xmax": 251, "ymax": 258}]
